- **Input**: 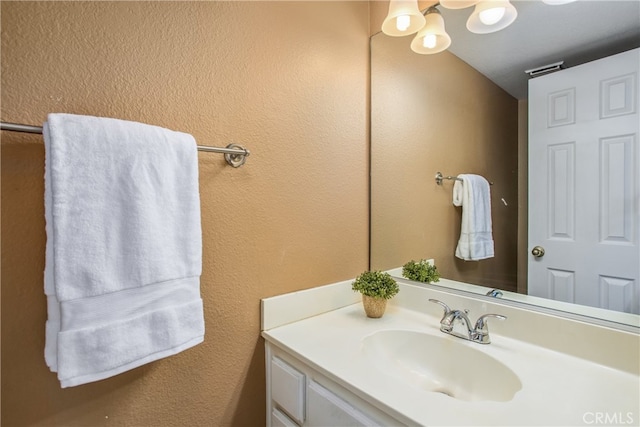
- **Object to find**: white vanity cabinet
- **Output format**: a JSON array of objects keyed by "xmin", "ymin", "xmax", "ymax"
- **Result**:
[
  {"xmin": 262, "ymin": 280, "xmax": 640, "ymax": 426},
  {"xmin": 265, "ymin": 341, "xmax": 402, "ymax": 427}
]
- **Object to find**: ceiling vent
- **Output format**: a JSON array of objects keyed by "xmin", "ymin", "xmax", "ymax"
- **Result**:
[{"xmin": 524, "ymin": 61, "xmax": 565, "ymax": 77}]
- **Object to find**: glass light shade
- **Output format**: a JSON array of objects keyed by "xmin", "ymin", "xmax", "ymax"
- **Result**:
[
  {"xmin": 382, "ymin": 0, "xmax": 426, "ymax": 36},
  {"xmin": 396, "ymin": 15, "xmax": 411, "ymax": 31},
  {"xmin": 479, "ymin": 6, "xmax": 505, "ymax": 25},
  {"xmin": 439, "ymin": 0, "xmax": 480, "ymax": 9},
  {"xmin": 410, "ymin": 11, "xmax": 451, "ymax": 55},
  {"xmin": 467, "ymin": 0, "xmax": 517, "ymax": 34}
]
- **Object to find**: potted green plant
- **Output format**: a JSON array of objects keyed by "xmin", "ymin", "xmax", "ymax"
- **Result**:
[
  {"xmin": 351, "ymin": 270, "xmax": 399, "ymax": 318},
  {"xmin": 402, "ymin": 259, "xmax": 440, "ymax": 284}
]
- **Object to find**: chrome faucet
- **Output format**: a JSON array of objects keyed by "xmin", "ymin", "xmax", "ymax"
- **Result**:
[
  {"xmin": 429, "ymin": 299, "xmax": 506, "ymax": 344},
  {"xmin": 486, "ymin": 289, "xmax": 504, "ymax": 298}
]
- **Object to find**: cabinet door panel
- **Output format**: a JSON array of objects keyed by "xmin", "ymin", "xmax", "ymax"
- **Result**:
[{"xmin": 271, "ymin": 356, "xmax": 305, "ymax": 425}]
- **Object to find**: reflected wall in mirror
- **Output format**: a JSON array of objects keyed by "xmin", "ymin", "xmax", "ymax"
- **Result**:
[
  {"xmin": 370, "ymin": 30, "xmax": 520, "ymax": 292},
  {"xmin": 370, "ymin": 0, "xmax": 639, "ymax": 325}
]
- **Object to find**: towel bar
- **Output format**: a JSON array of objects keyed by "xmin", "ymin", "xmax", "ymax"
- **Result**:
[
  {"xmin": 1, "ymin": 121, "xmax": 250, "ymax": 167},
  {"xmin": 435, "ymin": 172, "xmax": 493, "ymax": 186}
]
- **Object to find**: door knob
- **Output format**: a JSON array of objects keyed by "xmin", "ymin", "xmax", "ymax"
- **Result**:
[{"xmin": 531, "ymin": 246, "xmax": 545, "ymax": 258}]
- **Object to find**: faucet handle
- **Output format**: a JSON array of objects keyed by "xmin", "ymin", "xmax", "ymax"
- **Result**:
[
  {"xmin": 428, "ymin": 299, "xmax": 451, "ymax": 321},
  {"xmin": 473, "ymin": 314, "xmax": 506, "ymax": 344}
]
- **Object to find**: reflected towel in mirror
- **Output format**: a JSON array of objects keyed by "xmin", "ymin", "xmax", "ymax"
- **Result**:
[{"xmin": 453, "ymin": 174, "xmax": 494, "ymax": 261}]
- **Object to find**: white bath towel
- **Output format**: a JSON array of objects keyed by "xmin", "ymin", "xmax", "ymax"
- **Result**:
[
  {"xmin": 43, "ymin": 113, "xmax": 204, "ymax": 387},
  {"xmin": 452, "ymin": 174, "xmax": 494, "ymax": 261}
]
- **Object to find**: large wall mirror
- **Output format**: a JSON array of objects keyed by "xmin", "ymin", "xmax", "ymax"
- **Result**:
[{"xmin": 370, "ymin": 0, "xmax": 639, "ymax": 328}]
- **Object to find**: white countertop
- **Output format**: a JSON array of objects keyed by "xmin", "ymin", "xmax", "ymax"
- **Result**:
[{"xmin": 262, "ymin": 281, "xmax": 640, "ymax": 426}]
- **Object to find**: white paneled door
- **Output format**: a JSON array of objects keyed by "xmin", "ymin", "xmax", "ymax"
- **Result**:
[{"xmin": 528, "ymin": 48, "xmax": 639, "ymax": 314}]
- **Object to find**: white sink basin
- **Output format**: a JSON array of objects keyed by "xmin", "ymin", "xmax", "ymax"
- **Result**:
[{"xmin": 362, "ymin": 330, "xmax": 522, "ymax": 402}]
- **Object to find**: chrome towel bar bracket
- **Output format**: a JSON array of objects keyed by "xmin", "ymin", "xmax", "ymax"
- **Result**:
[{"xmin": 435, "ymin": 171, "xmax": 462, "ymax": 185}]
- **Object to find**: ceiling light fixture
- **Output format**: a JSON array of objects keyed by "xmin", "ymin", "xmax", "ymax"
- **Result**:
[
  {"xmin": 382, "ymin": 0, "xmax": 427, "ymax": 37},
  {"xmin": 467, "ymin": 0, "xmax": 518, "ymax": 34},
  {"xmin": 410, "ymin": 6, "xmax": 452, "ymax": 55},
  {"xmin": 382, "ymin": 0, "xmax": 568, "ymax": 55}
]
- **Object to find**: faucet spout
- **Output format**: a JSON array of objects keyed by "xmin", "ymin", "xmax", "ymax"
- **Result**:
[
  {"xmin": 441, "ymin": 309, "xmax": 474, "ymax": 339},
  {"xmin": 428, "ymin": 299, "xmax": 506, "ymax": 344}
]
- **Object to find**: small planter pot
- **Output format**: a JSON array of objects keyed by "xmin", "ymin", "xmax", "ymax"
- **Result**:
[{"xmin": 362, "ymin": 295, "xmax": 387, "ymax": 318}]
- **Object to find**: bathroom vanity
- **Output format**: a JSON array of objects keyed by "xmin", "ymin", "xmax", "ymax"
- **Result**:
[{"xmin": 261, "ymin": 278, "xmax": 639, "ymax": 426}]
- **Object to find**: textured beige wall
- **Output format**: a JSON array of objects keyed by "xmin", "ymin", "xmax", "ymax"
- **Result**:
[
  {"xmin": 370, "ymin": 33, "xmax": 519, "ymax": 290},
  {"xmin": 1, "ymin": 2, "xmax": 369, "ymax": 426}
]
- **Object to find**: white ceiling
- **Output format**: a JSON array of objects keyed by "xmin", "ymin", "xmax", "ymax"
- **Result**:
[{"xmin": 439, "ymin": 0, "xmax": 640, "ymax": 100}]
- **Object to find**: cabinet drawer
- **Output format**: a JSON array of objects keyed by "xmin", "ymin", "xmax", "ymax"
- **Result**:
[
  {"xmin": 306, "ymin": 380, "xmax": 382, "ymax": 427},
  {"xmin": 271, "ymin": 356, "xmax": 305, "ymax": 425},
  {"xmin": 271, "ymin": 408, "xmax": 299, "ymax": 427}
]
